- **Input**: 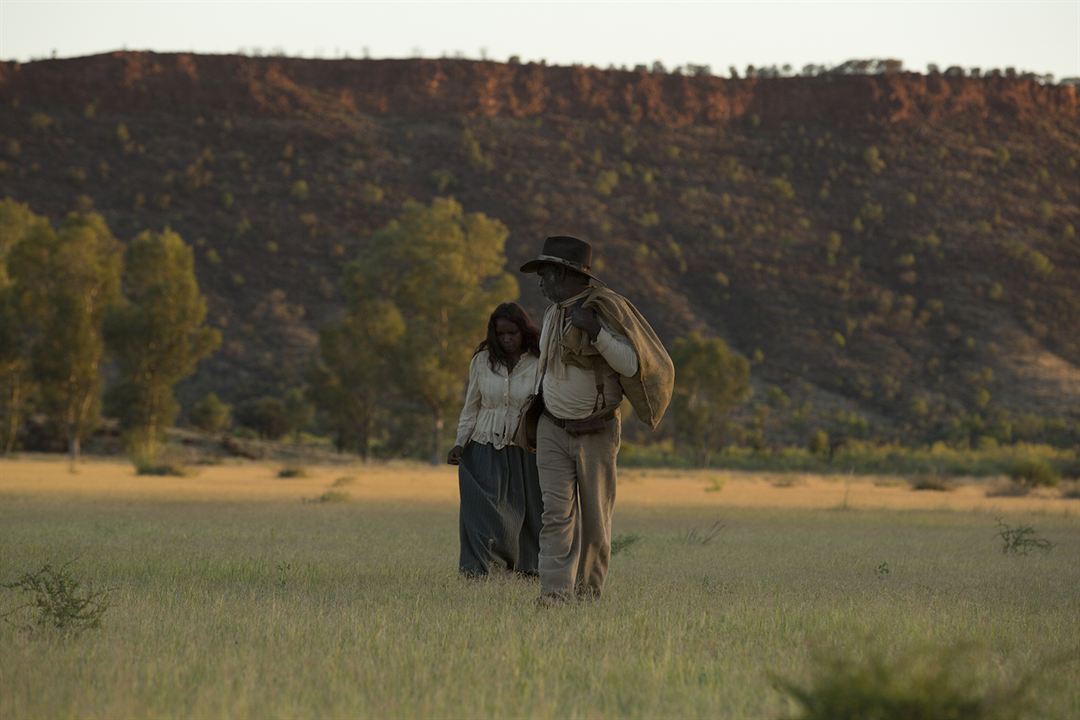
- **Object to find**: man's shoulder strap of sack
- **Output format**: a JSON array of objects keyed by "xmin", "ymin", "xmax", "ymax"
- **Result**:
[{"xmin": 592, "ymin": 354, "xmax": 606, "ymax": 413}]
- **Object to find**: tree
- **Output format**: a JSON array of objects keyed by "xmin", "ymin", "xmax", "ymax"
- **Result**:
[
  {"xmin": 235, "ymin": 396, "xmax": 288, "ymax": 440},
  {"xmin": 0, "ymin": 199, "xmax": 51, "ymax": 453},
  {"xmin": 105, "ymin": 229, "xmax": 220, "ymax": 464},
  {"xmin": 344, "ymin": 197, "xmax": 517, "ymax": 463},
  {"xmin": 282, "ymin": 387, "xmax": 314, "ymax": 442},
  {"xmin": 189, "ymin": 392, "xmax": 231, "ymax": 434},
  {"xmin": 670, "ymin": 333, "xmax": 751, "ymax": 466},
  {"xmin": 309, "ymin": 301, "xmax": 404, "ymax": 458},
  {"xmin": 7, "ymin": 211, "xmax": 123, "ymax": 464}
]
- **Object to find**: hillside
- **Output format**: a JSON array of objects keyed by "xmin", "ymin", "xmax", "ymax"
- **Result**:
[{"xmin": 1, "ymin": 52, "xmax": 1078, "ymax": 448}]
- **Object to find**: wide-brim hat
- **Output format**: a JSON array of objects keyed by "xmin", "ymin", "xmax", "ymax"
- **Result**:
[{"xmin": 519, "ymin": 235, "xmax": 600, "ymax": 280}]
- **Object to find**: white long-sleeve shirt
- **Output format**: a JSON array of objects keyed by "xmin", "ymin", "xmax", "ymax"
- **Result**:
[
  {"xmin": 538, "ymin": 289, "xmax": 639, "ymax": 420},
  {"xmin": 454, "ymin": 350, "xmax": 540, "ymax": 449}
]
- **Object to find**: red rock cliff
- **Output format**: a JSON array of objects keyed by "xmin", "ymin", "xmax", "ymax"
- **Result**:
[{"xmin": 1, "ymin": 52, "xmax": 1076, "ymax": 126}]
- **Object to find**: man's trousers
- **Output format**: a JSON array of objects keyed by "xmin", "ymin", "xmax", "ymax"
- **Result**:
[{"xmin": 535, "ymin": 411, "xmax": 621, "ymax": 599}]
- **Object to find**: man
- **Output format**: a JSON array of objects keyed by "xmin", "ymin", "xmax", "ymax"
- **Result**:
[{"xmin": 519, "ymin": 236, "xmax": 673, "ymax": 603}]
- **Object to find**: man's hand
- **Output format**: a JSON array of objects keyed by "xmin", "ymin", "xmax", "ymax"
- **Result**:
[
  {"xmin": 569, "ymin": 301, "xmax": 602, "ymax": 341},
  {"xmin": 447, "ymin": 445, "xmax": 464, "ymax": 465}
]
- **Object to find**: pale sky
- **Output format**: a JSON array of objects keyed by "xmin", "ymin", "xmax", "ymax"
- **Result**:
[{"xmin": 2, "ymin": 1, "xmax": 1078, "ymax": 79}]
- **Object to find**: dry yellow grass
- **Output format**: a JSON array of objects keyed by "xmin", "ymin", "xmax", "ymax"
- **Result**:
[{"xmin": 1, "ymin": 456, "xmax": 1074, "ymax": 515}]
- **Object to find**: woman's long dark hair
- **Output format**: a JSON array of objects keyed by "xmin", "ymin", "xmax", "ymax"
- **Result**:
[{"xmin": 474, "ymin": 302, "xmax": 541, "ymax": 371}]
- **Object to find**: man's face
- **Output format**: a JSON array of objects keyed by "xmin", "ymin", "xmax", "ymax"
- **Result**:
[{"xmin": 538, "ymin": 264, "xmax": 563, "ymax": 303}]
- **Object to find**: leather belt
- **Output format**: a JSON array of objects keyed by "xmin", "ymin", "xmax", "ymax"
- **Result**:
[
  {"xmin": 542, "ymin": 409, "xmax": 571, "ymax": 428},
  {"xmin": 542, "ymin": 406, "xmax": 616, "ymax": 430}
]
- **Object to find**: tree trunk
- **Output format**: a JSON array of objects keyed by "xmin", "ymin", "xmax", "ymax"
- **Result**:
[
  {"xmin": 3, "ymin": 375, "xmax": 20, "ymax": 454},
  {"xmin": 68, "ymin": 421, "xmax": 80, "ymax": 471},
  {"xmin": 359, "ymin": 414, "xmax": 371, "ymax": 462},
  {"xmin": 431, "ymin": 409, "xmax": 444, "ymax": 465}
]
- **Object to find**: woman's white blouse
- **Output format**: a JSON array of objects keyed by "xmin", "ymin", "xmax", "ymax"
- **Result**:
[{"xmin": 454, "ymin": 351, "xmax": 540, "ymax": 450}]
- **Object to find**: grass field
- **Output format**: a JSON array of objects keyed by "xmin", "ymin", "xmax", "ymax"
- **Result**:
[{"xmin": 1, "ymin": 457, "xmax": 1078, "ymax": 718}]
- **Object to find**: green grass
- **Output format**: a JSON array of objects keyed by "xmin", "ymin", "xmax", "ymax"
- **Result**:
[{"xmin": 1, "ymin": 495, "xmax": 1078, "ymax": 718}]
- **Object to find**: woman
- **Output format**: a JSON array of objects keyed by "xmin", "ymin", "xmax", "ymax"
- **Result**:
[{"xmin": 447, "ymin": 302, "xmax": 543, "ymax": 577}]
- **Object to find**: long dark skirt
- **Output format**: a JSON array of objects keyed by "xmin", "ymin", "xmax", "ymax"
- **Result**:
[{"xmin": 458, "ymin": 441, "xmax": 543, "ymax": 577}]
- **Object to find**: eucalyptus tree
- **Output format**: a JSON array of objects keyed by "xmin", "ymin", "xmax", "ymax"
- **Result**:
[
  {"xmin": 0, "ymin": 199, "xmax": 51, "ymax": 453},
  {"xmin": 105, "ymin": 229, "xmax": 220, "ymax": 464},
  {"xmin": 342, "ymin": 197, "xmax": 517, "ymax": 463},
  {"xmin": 8, "ymin": 211, "xmax": 123, "ymax": 463},
  {"xmin": 671, "ymin": 333, "xmax": 751, "ymax": 466}
]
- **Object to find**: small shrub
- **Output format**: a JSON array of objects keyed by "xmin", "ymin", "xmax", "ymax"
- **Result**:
[
  {"xmin": 637, "ymin": 211, "xmax": 660, "ymax": 227},
  {"xmin": 684, "ymin": 521, "xmax": 724, "ymax": 545},
  {"xmin": 704, "ymin": 476, "xmax": 725, "ymax": 493},
  {"xmin": 430, "ymin": 169, "xmax": 456, "ymax": 193},
  {"xmin": 461, "ymin": 128, "xmax": 493, "ymax": 171},
  {"xmin": 278, "ymin": 466, "xmax": 308, "ymax": 478},
  {"xmin": 908, "ymin": 474, "xmax": 952, "ymax": 492},
  {"xmin": 986, "ymin": 481, "xmax": 1030, "ymax": 498},
  {"xmin": 275, "ymin": 562, "xmax": 291, "ymax": 589},
  {"xmin": 30, "ymin": 112, "xmax": 54, "ymax": 131},
  {"xmin": 361, "ymin": 182, "xmax": 384, "ymax": 203},
  {"xmin": 610, "ymin": 533, "xmax": 642, "ymax": 556},
  {"xmin": 190, "ymin": 392, "xmax": 231, "ymax": 433},
  {"xmin": 1008, "ymin": 459, "xmax": 1059, "ymax": 489},
  {"xmin": 305, "ymin": 491, "xmax": 348, "ymax": 503},
  {"xmin": 996, "ymin": 518, "xmax": 1052, "ymax": 555},
  {"xmin": 290, "ymin": 179, "xmax": 310, "ymax": 200},
  {"xmin": 331, "ymin": 476, "xmax": 356, "ymax": 488},
  {"xmin": 862, "ymin": 145, "xmax": 886, "ymax": 174},
  {"xmin": 1, "ymin": 561, "xmax": 111, "ymax": 634},
  {"xmin": 774, "ymin": 643, "xmax": 1032, "ymax": 720},
  {"xmin": 594, "ymin": 169, "xmax": 619, "ymax": 196},
  {"xmin": 135, "ymin": 462, "xmax": 188, "ymax": 477},
  {"xmin": 770, "ymin": 176, "xmax": 796, "ymax": 200}
]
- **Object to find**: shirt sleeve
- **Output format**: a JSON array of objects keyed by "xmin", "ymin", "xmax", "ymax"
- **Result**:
[
  {"xmin": 594, "ymin": 326, "xmax": 639, "ymax": 377},
  {"xmin": 454, "ymin": 355, "xmax": 483, "ymax": 447}
]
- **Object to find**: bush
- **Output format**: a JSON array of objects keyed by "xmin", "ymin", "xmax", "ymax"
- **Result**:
[
  {"xmin": 278, "ymin": 465, "xmax": 308, "ymax": 478},
  {"xmin": 770, "ymin": 177, "xmax": 796, "ymax": 200},
  {"xmin": 361, "ymin": 182, "xmax": 384, "ymax": 203},
  {"xmin": 775, "ymin": 643, "xmax": 1032, "ymax": 720},
  {"xmin": 996, "ymin": 518, "xmax": 1052, "ymax": 555},
  {"xmin": 862, "ymin": 146, "xmax": 886, "ymax": 174},
  {"xmin": 290, "ymin": 180, "xmax": 309, "ymax": 201},
  {"xmin": 430, "ymin": 169, "xmax": 456, "ymax": 193},
  {"xmin": 1008, "ymin": 459, "xmax": 1059, "ymax": 488},
  {"xmin": 135, "ymin": 462, "xmax": 188, "ymax": 477},
  {"xmin": 908, "ymin": 474, "xmax": 952, "ymax": 491},
  {"xmin": 305, "ymin": 491, "xmax": 348, "ymax": 503},
  {"xmin": 235, "ymin": 397, "xmax": 288, "ymax": 440},
  {"xmin": 610, "ymin": 533, "xmax": 642, "ymax": 556},
  {"xmin": 594, "ymin": 169, "xmax": 620, "ymax": 196},
  {"xmin": 1, "ymin": 562, "xmax": 111, "ymax": 634},
  {"xmin": 190, "ymin": 393, "xmax": 232, "ymax": 434}
]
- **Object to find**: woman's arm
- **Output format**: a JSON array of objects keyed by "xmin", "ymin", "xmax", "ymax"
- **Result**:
[{"xmin": 453, "ymin": 354, "xmax": 483, "ymax": 449}]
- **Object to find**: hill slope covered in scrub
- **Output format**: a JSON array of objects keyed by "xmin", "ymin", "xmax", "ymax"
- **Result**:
[{"xmin": 1, "ymin": 52, "xmax": 1078, "ymax": 447}]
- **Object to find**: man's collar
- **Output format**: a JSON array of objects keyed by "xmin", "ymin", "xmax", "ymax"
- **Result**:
[{"xmin": 557, "ymin": 286, "xmax": 592, "ymax": 309}]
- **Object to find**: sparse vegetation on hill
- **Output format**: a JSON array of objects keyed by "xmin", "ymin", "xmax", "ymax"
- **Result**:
[{"xmin": 0, "ymin": 53, "xmax": 1077, "ymax": 457}]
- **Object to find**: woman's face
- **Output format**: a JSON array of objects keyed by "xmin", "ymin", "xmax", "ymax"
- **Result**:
[{"xmin": 494, "ymin": 318, "xmax": 523, "ymax": 355}]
